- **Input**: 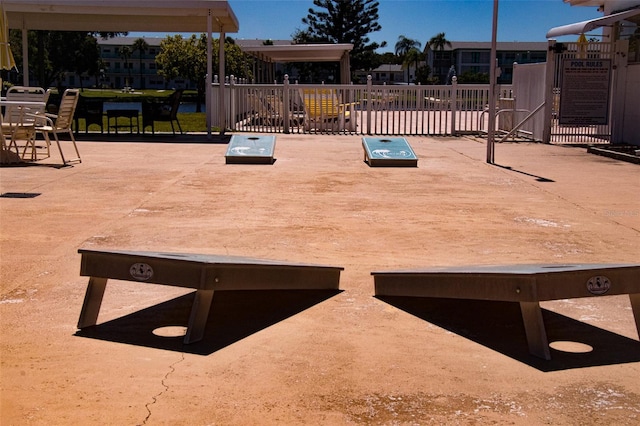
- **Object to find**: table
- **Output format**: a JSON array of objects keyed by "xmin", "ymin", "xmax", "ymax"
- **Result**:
[
  {"xmin": 1, "ymin": 99, "xmax": 46, "ymax": 164},
  {"xmin": 77, "ymin": 249, "xmax": 343, "ymax": 343},
  {"xmin": 105, "ymin": 102, "xmax": 142, "ymax": 134},
  {"xmin": 373, "ymin": 264, "xmax": 640, "ymax": 359}
]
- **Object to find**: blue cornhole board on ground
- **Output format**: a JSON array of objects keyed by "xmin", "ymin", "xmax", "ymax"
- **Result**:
[
  {"xmin": 362, "ymin": 137, "xmax": 418, "ymax": 167},
  {"xmin": 226, "ymin": 135, "xmax": 276, "ymax": 164}
]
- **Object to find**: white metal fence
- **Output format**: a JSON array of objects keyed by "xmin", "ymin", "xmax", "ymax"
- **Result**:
[{"xmin": 211, "ymin": 75, "xmax": 512, "ymax": 137}]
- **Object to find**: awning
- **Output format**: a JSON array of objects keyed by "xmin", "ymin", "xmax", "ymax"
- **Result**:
[
  {"xmin": 546, "ymin": 8, "xmax": 640, "ymax": 38},
  {"xmin": 3, "ymin": 0, "xmax": 239, "ymax": 33},
  {"xmin": 238, "ymin": 43, "xmax": 353, "ymax": 84},
  {"xmin": 239, "ymin": 43, "xmax": 353, "ymax": 63}
]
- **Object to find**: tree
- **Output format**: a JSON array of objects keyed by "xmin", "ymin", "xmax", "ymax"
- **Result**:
[
  {"xmin": 8, "ymin": 30, "xmax": 123, "ymax": 89},
  {"xmin": 395, "ymin": 35, "xmax": 421, "ymax": 83},
  {"xmin": 403, "ymin": 48, "xmax": 423, "ymax": 83},
  {"xmin": 427, "ymin": 32, "xmax": 452, "ymax": 82},
  {"xmin": 155, "ymin": 34, "xmax": 252, "ymax": 111},
  {"xmin": 73, "ymin": 35, "xmax": 100, "ymax": 90},
  {"xmin": 301, "ymin": 0, "xmax": 386, "ymax": 78},
  {"xmin": 427, "ymin": 32, "xmax": 452, "ymax": 52},
  {"xmin": 132, "ymin": 38, "xmax": 149, "ymax": 89},
  {"xmin": 414, "ymin": 65, "xmax": 432, "ymax": 85},
  {"xmin": 118, "ymin": 46, "xmax": 132, "ymax": 88}
]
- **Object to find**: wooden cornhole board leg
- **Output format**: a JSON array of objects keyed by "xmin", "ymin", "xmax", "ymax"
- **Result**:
[
  {"xmin": 77, "ymin": 277, "xmax": 108, "ymax": 329},
  {"xmin": 519, "ymin": 301, "xmax": 551, "ymax": 360},
  {"xmin": 631, "ymin": 294, "xmax": 640, "ymax": 335},
  {"xmin": 184, "ymin": 289, "xmax": 215, "ymax": 344}
]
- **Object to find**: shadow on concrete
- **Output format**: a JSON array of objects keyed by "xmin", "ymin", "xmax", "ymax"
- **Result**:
[
  {"xmin": 74, "ymin": 132, "xmax": 232, "ymax": 145},
  {"xmin": 75, "ymin": 289, "xmax": 341, "ymax": 355},
  {"xmin": 376, "ymin": 296, "xmax": 640, "ymax": 372},
  {"xmin": 493, "ymin": 163, "xmax": 555, "ymax": 182}
]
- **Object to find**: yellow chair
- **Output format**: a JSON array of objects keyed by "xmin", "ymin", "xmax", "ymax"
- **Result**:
[{"xmin": 299, "ymin": 88, "xmax": 357, "ymax": 132}]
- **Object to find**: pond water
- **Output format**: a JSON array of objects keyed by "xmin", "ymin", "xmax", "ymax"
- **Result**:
[{"xmin": 179, "ymin": 102, "xmax": 205, "ymax": 113}]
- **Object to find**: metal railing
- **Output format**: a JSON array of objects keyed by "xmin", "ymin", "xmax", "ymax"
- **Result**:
[{"xmin": 212, "ymin": 75, "xmax": 512, "ymax": 136}]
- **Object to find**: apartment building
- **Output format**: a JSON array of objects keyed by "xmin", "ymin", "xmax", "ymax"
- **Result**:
[
  {"xmin": 425, "ymin": 41, "xmax": 548, "ymax": 84},
  {"xmin": 63, "ymin": 36, "xmax": 196, "ymax": 90}
]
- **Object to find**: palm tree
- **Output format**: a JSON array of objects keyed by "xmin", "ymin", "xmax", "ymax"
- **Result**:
[
  {"xmin": 395, "ymin": 35, "xmax": 421, "ymax": 83},
  {"xmin": 132, "ymin": 38, "xmax": 149, "ymax": 89},
  {"xmin": 403, "ymin": 48, "xmax": 422, "ymax": 83},
  {"xmin": 427, "ymin": 32, "xmax": 452, "ymax": 83},
  {"xmin": 427, "ymin": 32, "xmax": 451, "ymax": 52},
  {"xmin": 118, "ymin": 45, "xmax": 132, "ymax": 88}
]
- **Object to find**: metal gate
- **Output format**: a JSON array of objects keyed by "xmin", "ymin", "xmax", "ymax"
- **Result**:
[{"xmin": 548, "ymin": 40, "xmax": 619, "ymax": 144}]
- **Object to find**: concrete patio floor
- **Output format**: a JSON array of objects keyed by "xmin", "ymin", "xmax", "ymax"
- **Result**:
[{"xmin": 1, "ymin": 134, "xmax": 639, "ymax": 425}]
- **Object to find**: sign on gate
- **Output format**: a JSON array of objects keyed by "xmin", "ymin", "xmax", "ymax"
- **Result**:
[{"xmin": 558, "ymin": 59, "xmax": 611, "ymax": 125}]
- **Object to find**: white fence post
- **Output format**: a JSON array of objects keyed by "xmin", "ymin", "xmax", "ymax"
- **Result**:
[
  {"xmin": 229, "ymin": 75, "xmax": 236, "ymax": 130},
  {"xmin": 543, "ymin": 40, "xmax": 556, "ymax": 144},
  {"xmin": 450, "ymin": 76, "xmax": 458, "ymax": 136},
  {"xmin": 283, "ymin": 75, "xmax": 290, "ymax": 134},
  {"xmin": 366, "ymin": 75, "xmax": 372, "ymax": 135}
]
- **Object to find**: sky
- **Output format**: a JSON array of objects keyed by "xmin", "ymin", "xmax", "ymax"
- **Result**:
[
  {"xmin": 133, "ymin": 0, "xmax": 605, "ymax": 51},
  {"xmin": 228, "ymin": 0, "xmax": 604, "ymax": 47}
]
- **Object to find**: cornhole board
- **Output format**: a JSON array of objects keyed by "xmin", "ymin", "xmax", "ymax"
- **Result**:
[
  {"xmin": 373, "ymin": 264, "xmax": 640, "ymax": 360},
  {"xmin": 225, "ymin": 135, "xmax": 276, "ymax": 164},
  {"xmin": 362, "ymin": 137, "xmax": 418, "ymax": 167},
  {"xmin": 77, "ymin": 249, "xmax": 342, "ymax": 343}
]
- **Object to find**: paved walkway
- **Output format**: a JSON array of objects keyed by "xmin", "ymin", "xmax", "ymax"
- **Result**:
[{"xmin": 1, "ymin": 134, "xmax": 639, "ymax": 424}]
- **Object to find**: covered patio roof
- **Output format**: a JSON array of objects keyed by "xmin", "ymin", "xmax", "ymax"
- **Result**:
[
  {"xmin": 237, "ymin": 42, "xmax": 353, "ymax": 84},
  {"xmin": 2, "ymin": 0, "xmax": 240, "ymax": 134},
  {"xmin": 546, "ymin": 7, "xmax": 640, "ymax": 38},
  {"xmin": 3, "ymin": 0, "xmax": 239, "ymax": 33}
]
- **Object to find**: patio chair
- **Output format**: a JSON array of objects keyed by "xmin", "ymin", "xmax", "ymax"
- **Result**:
[
  {"xmin": 247, "ymin": 93, "xmax": 280, "ymax": 126},
  {"xmin": 264, "ymin": 94, "xmax": 303, "ymax": 127},
  {"xmin": 2, "ymin": 86, "xmax": 50, "ymax": 161},
  {"xmin": 74, "ymin": 97, "xmax": 104, "ymax": 134},
  {"xmin": 32, "ymin": 88, "xmax": 82, "ymax": 165},
  {"xmin": 141, "ymin": 89, "xmax": 183, "ymax": 134},
  {"xmin": 299, "ymin": 88, "xmax": 357, "ymax": 132}
]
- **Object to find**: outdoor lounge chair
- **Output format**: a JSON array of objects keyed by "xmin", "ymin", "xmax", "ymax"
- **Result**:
[
  {"xmin": 141, "ymin": 89, "xmax": 183, "ymax": 134},
  {"xmin": 299, "ymin": 88, "xmax": 357, "ymax": 132},
  {"xmin": 32, "ymin": 88, "xmax": 82, "ymax": 165},
  {"xmin": 247, "ymin": 93, "xmax": 281, "ymax": 126}
]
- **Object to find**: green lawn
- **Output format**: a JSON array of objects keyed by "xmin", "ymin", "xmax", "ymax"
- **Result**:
[
  {"xmin": 75, "ymin": 112, "xmax": 208, "ymax": 134},
  {"xmin": 69, "ymin": 89, "xmax": 210, "ymax": 133}
]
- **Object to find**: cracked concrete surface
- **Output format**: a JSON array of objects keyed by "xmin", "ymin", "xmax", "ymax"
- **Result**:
[{"xmin": 1, "ymin": 134, "xmax": 639, "ymax": 424}]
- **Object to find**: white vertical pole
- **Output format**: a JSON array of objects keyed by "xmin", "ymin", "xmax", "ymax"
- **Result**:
[
  {"xmin": 206, "ymin": 9, "xmax": 212, "ymax": 137},
  {"xmin": 219, "ymin": 29, "xmax": 226, "ymax": 133},
  {"xmin": 542, "ymin": 40, "xmax": 556, "ymax": 144},
  {"xmin": 487, "ymin": 0, "xmax": 499, "ymax": 164},
  {"xmin": 22, "ymin": 29, "xmax": 28, "ymax": 86}
]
